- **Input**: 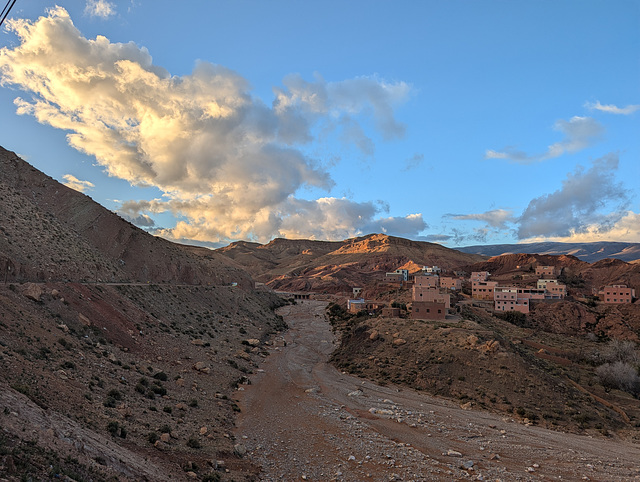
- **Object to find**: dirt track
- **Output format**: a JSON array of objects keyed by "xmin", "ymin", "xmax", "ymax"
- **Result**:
[{"xmin": 236, "ymin": 300, "xmax": 640, "ymax": 481}]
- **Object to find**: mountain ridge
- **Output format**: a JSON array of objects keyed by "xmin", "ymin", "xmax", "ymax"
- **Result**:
[{"xmin": 457, "ymin": 241, "xmax": 640, "ymax": 263}]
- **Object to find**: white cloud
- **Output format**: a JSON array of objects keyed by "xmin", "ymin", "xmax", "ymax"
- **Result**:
[
  {"xmin": 520, "ymin": 211, "xmax": 640, "ymax": 244},
  {"xmin": 585, "ymin": 100, "xmax": 640, "ymax": 115},
  {"xmin": 485, "ymin": 116, "xmax": 604, "ymax": 163},
  {"xmin": 517, "ymin": 153, "xmax": 630, "ymax": 239},
  {"xmin": 0, "ymin": 7, "xmax": 421, "ymax": 244},
  {"xmin": 62, "ymin": 174, "xmax": 94, "ymax": 192},
  {"xmin": 84, "ymin": 0, "xmax": 116, "ymax": 19}
]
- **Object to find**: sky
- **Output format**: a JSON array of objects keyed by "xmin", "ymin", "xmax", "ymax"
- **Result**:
[{"xmin": 0, "ymin": 0, "xmax": 638, "ymax": 248}]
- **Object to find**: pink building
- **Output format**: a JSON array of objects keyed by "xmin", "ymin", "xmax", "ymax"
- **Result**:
[
  {"xmin": 414, "ymin": 274, "xmax": 439, "ymax": 288},
  {"xmin": 470, "ymin": 271, "xmax": 490, "ymax": 282},
  {"xmin": 600, "ymin": 285, "xmax": 636, "ymax": 304},
  {"xmin": 440, "ymin": 277, "xmax": 462, "ymax": 290},
  {"xmin": 494, "ymin": 287, "xmax": 530, "ymax": 313},
  {"xmin": 412, "ymin": 286, "xmax": 450, "ymax": 308},
  {"xmin": 535, "ymin": 266, "xmax": 559, "ymax": 279},
  {"xmin": 412, "ymin": 301, "xmax": 447, "ymax": 320},
  {"xmin": 472, "ymin": 280, "xmax": 498, "ymax": 300},
  {"xmin": 537, "ymin": 279, "xmax": 567, "ymax": 299}
]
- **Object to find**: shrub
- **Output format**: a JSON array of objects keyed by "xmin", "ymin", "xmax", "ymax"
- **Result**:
[
  {"xmin": 604, "ymin": 339, "xmax": 639, "ymax": 365},
  {"xmin": 597, "ymin": 361, "xmax": 640, "ymax": 396},
  {"xmin": 186, "ymin": 437, "xmax": 201, "ymax": 449},
  {"xmin": 107, "ymin": 389, "xmax": 123, "ymax": 400}
]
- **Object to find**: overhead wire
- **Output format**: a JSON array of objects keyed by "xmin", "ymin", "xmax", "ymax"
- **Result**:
[{"xmin": 0, "ymin": 0, "xmax": 18, "ymax": 28}]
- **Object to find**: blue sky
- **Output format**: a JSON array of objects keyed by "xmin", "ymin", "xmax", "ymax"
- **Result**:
[{"xmin": 0, "ymin": 0, "xmax": 638, "ymax": 248}]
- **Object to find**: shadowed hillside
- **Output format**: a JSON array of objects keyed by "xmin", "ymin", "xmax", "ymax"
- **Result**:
[{"xmin": 0, "ymin": 146, "xmax": 286, "ymax": 481}]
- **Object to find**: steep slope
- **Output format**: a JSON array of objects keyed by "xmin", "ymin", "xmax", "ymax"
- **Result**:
[
  {"xmin": 0, "ymin": 146, "xmax": 251, "ymax": 288},
  {"xmin": 0, "ymin": 146, "xmax": 286, "ymax": 481},
  {"xmin": 458, "ymin": 241, "xmax": 640, "ymax": 263},
  {"xmin": 218, "ymin": 233, "xmax": 485, "ymax": 293}
]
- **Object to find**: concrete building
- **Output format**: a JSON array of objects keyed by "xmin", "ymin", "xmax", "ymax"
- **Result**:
[
  {"xmin": 470, "ymin": 271, "xmax": 490, "ymax": 282},
  {"xmin": 440, "ymin": 277, "xmax": 462, "ymax": 290},
  {"xmin": 537, "ymin": 279, "xmax": 567, "ymax": 299},
  {"xmin": 412, "ymin": 301, "xmax": 447, "ymax": 320},
  {"xmin": 381, "ymin": 307, "xmax": 401, "ymax": 318},
  {"xmin": 414, "ymin": 274, "xmax": 439, "ymax": 288},
  {"xmin": 600, "ymin": 285, "xmax": 636, "ymax": 304},
  {"xmin": 472, "ymin": 280, "xmax": 498, "ymax": 300},
  {"xmin": 422, "ymin": 266, "xmax": 441, "ymax": 274},
  {"xmin": 386, "ymin": 269, "xmax": 409, "ymax": 282},
  {"xmin": 536, "ymin": 266, "xmax": 560, "ymax": 279},
  {"xmin": 494, "ymin": 287, "xmax": 530, "ymax": 313},
  {"xmin": 412, "ymin": 286, "xmax": 451, "ymax": 308}
]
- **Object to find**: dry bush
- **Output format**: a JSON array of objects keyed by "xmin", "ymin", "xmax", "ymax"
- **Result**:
[{"xmin": 596, "ymin": 361, "xmax": 640, "ymax": 396}]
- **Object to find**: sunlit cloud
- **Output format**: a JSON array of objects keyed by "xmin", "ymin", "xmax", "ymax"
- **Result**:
[
  {"xmin": 520, "ymin": 211, "xmax": 640, "ymax": 244},
  {"xmin": 485, "ymin": 116, "xmax": 604, "ymax": 163},
  {"xmin": 0, "ymin": 7, "xmax": 420, "ymax": 244},
  {"xmin": 585, "ymin": 100, "xmax": 640, "ymax": 115},
  {"xmin": 84, "ymin": 0, "xmax": 116, "ymax": 19},
  {"xmin": 62, "ymin": 174, "xmax": 94, "ymax": 192}
]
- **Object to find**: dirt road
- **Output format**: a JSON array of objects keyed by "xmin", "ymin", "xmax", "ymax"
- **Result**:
[{"xmin": 235, "ymin": 300, "xmax": 640, "ymax": 481}]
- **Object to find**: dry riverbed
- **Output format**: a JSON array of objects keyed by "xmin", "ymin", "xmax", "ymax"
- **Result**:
[{"xmin": 235, "ymin": 300, "xmax": 640, "ymax": 481}]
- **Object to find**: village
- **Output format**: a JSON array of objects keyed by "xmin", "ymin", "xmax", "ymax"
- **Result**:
[{"xmin": 344, "ymin": 264, "xmax": 636, "ymax": 321}]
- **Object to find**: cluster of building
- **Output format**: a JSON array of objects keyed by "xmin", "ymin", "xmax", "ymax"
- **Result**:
[
  {"xmin": 345, "ymin": 264, "xmax": 636, "ymax": 321},
  {"xmin": 472, "ymin": 266, "xmax": 567, "ymax": 314}
]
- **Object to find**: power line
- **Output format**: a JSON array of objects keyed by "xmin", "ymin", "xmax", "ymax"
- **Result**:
[{"xmin": 0, "ymin": 0, "xmax": 18, "ymax": 28}]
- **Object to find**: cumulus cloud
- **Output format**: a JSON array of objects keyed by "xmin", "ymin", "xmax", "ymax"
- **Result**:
[
  {"xmin": 84, "ymin": 0, "xmax": 116, "ymax": 19},
  {"xmin": 517, "ymin": 153, "xmax": 630, "ymax": 239},
  {"xmin": 585, "ymin": 100, "xmax": 640, "ymax": 115},
  {"xmin": 520, "ymin": 211, "xmax": 640, "ymax": 244},
  {"xmin": 485, "ymin": 116, "xmax": 604, "ymax": 163},
  {"xmin": 445, "ymin": 209, "xmax": 514, "ymax": 228},
  {"xmin": 441, "ymin": 154, "xmax": 637, "ymax": 245},
  {"xmin": 0, "ymin": 7, "xmax": 420, "ymax": 243},
  {"xmin": 62, "ymin": 174, "xmax": 94, "ymax": 192}
]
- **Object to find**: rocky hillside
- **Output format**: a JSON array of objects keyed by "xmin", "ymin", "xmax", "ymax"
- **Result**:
[
  {"xmin": 218, "ymin": 233, "xmax": 485, "ymax": 293},
  {"xmin": 0, "ymin": 146, "xmax": 251, "ymax": 288},
  {"xmin": 0, "ymin": 146, "xmax": 286, "ymax": 481},
  {"xmin": 462, "ymin": 252, "xmax": 640, "ymax": 299}
]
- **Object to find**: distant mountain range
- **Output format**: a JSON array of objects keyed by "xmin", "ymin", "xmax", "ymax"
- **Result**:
[{"xmin": 457, "ymin": 241, "xmax": 640, "ymax": 263}]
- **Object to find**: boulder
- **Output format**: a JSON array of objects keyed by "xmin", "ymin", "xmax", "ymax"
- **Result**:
[
  {"xmin": 22, "ymin": 283, "xmax": 42, "ymax": 302},
  {"xmin": 393, "ymin": 338, "xmax": 407, "ymax": 346}
]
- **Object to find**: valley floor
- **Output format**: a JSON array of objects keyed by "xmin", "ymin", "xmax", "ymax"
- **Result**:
[{"xmin": 236, "ymin": 300, "xmax": 640, "ymax": 481}]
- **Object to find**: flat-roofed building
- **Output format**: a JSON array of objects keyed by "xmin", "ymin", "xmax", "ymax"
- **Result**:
[
  {"xmin": 472, "ymin": 280, "xmax": 498, "ymax": 300},
  {"xmin": 412, "ymin": 301, "xmax": 447, "ymax": 320},
  {"xmin": 600, "ymin": 285, "xmax": 636, "ymax": 304}
]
